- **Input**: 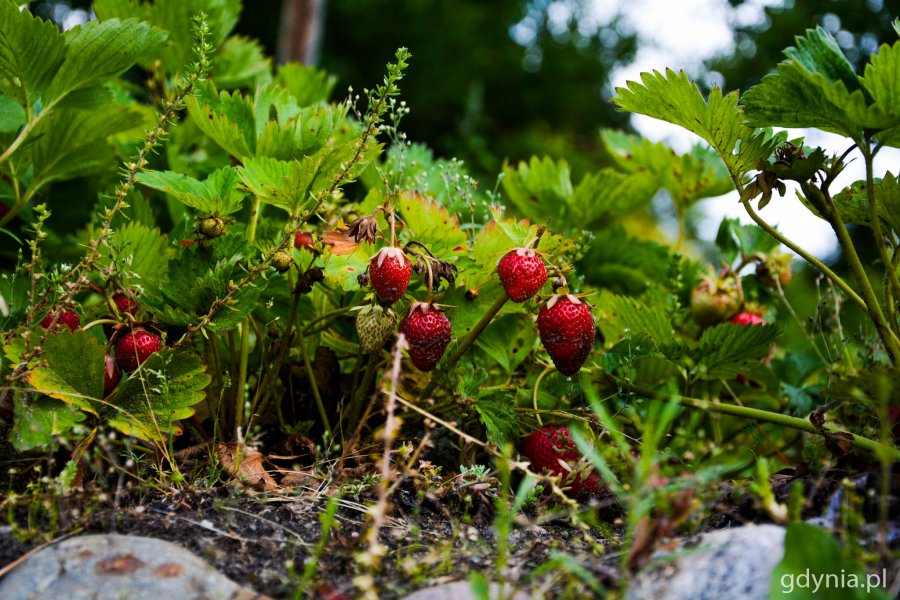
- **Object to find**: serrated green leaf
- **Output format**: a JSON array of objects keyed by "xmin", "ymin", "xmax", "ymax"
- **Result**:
[
  {"xmin": 239, "ymin": 155, "xmax": 319, "ymax": 213},
  {"xmin": 601, "ymin": 293, "xmax": 674, "ymax": 347},
  {"xmin": 474, "ymin": 314, "xmax": 537, "ymax": 373},
  {"xmin": 396, "ymin": 191, "xmax": 468, "ymax": 260},
  {"xmin": 46, "ymin": 18, "xmax": 166, "ymax": 106},
  {"xmin": 695, "ymin": 322, "xmax": 782, "ymax": 379},
  {"xmin": 473, "ymin": 394, "xmax": 519, "ymax": 445},
  {"xmin": 714, "ymin": 218, "xmax": 780, "ymax": 265},
  {"xmin": 103, "ymin": 221, "xmax": 173, "ymax": 290},
  {"xmin": 829, "ymin": 172, "xmax": 900, "ymax": 235},
  {"xmin": 501, "ymin": 156, "xmax": 573, "ymax": 224},
  {"xmin": 149, "ymin": 232, "xmax": 265, "ymax": 331},
  {"xmin": 12, "ymin": 395, "xmax": 86, "ymax": 451},
  {"xmin": 186, "ymin": 81, "xmax": 257, "ymax": 159},
  {"xmin": 600, "ymin": 130, "xmax": 733, "ymax": 211},
  {"xmin": 577, "ymin": 228, "xmax": 676, "ymax": 295},
  {"xmin": 94, "ymin": 0, "xmax": 239, "ymax": 75},
  {"xmin": 0, "ymin": 93, "xmax": 25, "ymax": 132},
  {"xmin": 277, "ymin": 62, "xmax": 338, "ymax": 106},
  {"xmin": 105, "ymin": 349, "xmax": 210, "ymax": 441},
  {"xmin": 214, "ymin": 35, "xmax": 271, "ymax": 89},
  {"xmin": 136, "ymin": 166, "xmax": 246, "ymax": 215},
  {"xmin": 25, "ymin": 104, "xmax": 145, "ymax": 193},
  {"xmin": 571, "ymin": 168, "xmax": 659, "ymax": 225},
  {"xmin": 26, "ymin": 330, "xmax": 106, "ymax": 414},
  {"xmin": 613, "ymin": 69, "xmax": 784, "ymax": 180},
  {"xmin": 742, "ymin": 28, "xmax": 900, "ymax": 139},
  {"xmin": 0, "ymin": 2, "xmax": 66, "ymax": 106}
]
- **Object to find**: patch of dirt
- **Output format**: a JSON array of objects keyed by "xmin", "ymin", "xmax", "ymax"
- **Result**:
[{"xmin": 0, "ymin": 484, "xmax": 622, "ymax": 598}]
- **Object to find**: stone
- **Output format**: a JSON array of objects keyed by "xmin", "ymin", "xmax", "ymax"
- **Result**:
[
  {"xmin": 403, "ymin": 580, "xmax": 529, "ymax": 600},
  {"xmin": 0, "ymin": 534, "xmax": 268, "ymax": 600},
  {"xmin": 628, "ymin": 524, "xmax": 786, "ymax": 600}
]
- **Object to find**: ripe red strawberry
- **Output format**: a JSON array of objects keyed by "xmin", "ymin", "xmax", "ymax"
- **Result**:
[
  {"xmin": 369, "ymin": 247, "xmax": 412, "ymax": 304},
  {"xmin": 399, "ymin": 302, "xmax": 451, "ymax": 371},
  {"xmin": 498, "ymin": 248, "xmax": 547, "ymax": 302},
  {"xmin": 114, "ymin": 327, "xmax": 163, "ymax": 373},
  {"xmin": 113, "ymin": 292, "xmax": 138, "ymax": 317},
  {"xmin": 520, "ymin": 426, "xmax": 601, "ymax": 496},
  {"xmin": 40, "ymin": 307, "xmax": 80, "ymax": 332},
  {"xmin": 731, "ymin": 311, "xmax": 765, "ymax": 326},
  {"xmin": 103, "ymin": 353, "xmax": 121, "ymax": 397},
  {"xmin": 537, "ymin": 295, "xmax": 595, "ymax": 375}
]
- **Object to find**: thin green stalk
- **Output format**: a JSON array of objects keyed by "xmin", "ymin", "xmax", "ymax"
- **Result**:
[
  {"xmin": 419, "ymin": 290, "xmax": 509, "ymax": 399},
  {"xmin": 740, "ymin": 196, "xmax": 867, "ymax": 313},
  {"xmin": 620, "ymin": 383, "xmax": 900, "ymax": 461},
  {"xmin": 803, "ymin": 182, "xmax": 900, "ymax": 364},
  {"xmin": 861, "ymin": 143, "xmax": 900, "ymax": 336},
  {"xmin": 234, "ymin": 196, "xmax": 262, "ymax": 438},
  {"xmin": 296, "ymin": 318, "xmax": 332, "ymax": 436}
]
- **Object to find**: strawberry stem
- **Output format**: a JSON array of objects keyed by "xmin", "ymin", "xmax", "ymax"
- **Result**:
[
  {"xmin": 617, "ymin": 380, "xmax": 900, "ymax": 461},
  {"xmin": 419, "ymin": 290, "xmax": 509, "ymax": 399}
]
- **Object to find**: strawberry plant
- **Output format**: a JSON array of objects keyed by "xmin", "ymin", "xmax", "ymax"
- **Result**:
[{"xmin": 0, "ymin": 2, "xmax": 898, "ymax": 596}]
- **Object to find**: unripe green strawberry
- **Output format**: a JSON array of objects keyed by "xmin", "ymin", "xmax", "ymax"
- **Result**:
[
  {"xmin": 756, "ymin": 253, "xmax": 793, "ymax": 289},
  {"xmin": 369, "ymin": 247, "xmax": 412, "ymax": 304},
  {"xmin": 537, "ymin": 295, "xmax": 595, "ymax": 375},
  {"xmin": 399, "ymin": 302, "xmax": 451, "ymax": 371},
  {"xmin": 271, "ymin": 250, "xmax": 293, "ymax": 273},
  {"xmin": 498, "ymin": 248, "xmax": 547, "ymax": 302},
  {"xmin": 197, "ymin": 216, "xmax": 226, "ymax": 238},
  {"xmin": 690, "ymin": 275, "xmax": 740, "ymax": 326},
  {"xmin": 41, "ymin": 307, "xmax": 80, "ymax": 332},
  {"xmin": 114, "ymin": 327, "xmax": 163, "ymax": 373},
  {"xmin": 356, "ymin": 305, "xmax": 396, "ymax": 353}
]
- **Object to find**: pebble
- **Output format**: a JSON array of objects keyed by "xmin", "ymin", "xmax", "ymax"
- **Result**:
[
  {"xmin": 402, "ymin": 580, "xmax": 529, "ymax": 600},
  {"xmin": 0, "ymin": 534, "xmax": 269, "ymax": 600},
  {"xmin": 627, "ymin": 524, "xmax": 786, "ymax": 600}
]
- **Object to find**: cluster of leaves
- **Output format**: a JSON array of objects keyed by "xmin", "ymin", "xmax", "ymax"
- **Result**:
[{"xmin": 0, "ymin": 0, "xmax": 895, "ymax": 520}]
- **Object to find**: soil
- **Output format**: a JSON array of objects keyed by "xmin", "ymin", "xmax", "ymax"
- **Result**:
[{"xmin": 0, "ymin": 482, "xmax": 623, "ymax": 598}]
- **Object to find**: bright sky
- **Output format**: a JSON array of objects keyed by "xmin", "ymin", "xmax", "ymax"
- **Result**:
[{"xmin": 598, "ymin": 0, "xmax": 900, "ymax": 260}]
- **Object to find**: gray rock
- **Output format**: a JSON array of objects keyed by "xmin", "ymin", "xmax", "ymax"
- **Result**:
[
  {"xmin": 628, "ymin": 524, "xmax": 786, "ymax": 600},
  {"xmin": 0, "ymin": 534, "xmax": 268, "ymax": 600},
  {"xmin": 403, "ymin": 580, "xmax": 529, "ymax": 600}
]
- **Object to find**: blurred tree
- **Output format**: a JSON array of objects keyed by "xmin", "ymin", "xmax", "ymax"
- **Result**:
[{"xmin": 705, "ymin": 0, "xmax": 897, "ymax": 93}]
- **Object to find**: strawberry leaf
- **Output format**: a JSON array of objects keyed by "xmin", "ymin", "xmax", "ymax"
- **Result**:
[
  {"xmin": 214, "ymin": 36, "xmax": 271, "ymax": 89},
  {"xmin": 276, "ymin": 62, "xmax": 338, "ymax": 106},
  {"xmin": 137, "ymin": 166, "xmax": 246, "ymax": 215},
  {"xmin": 828, "ymin": 172, "xmax": 900, "ymax": 236},
  {"xmin": 0, "ymin": 1, "xmax": 66, "ymax": 107},
  {"xmin": 694, "ymin": 322, "xmax": 782, "ymax": 380},
  {"xmin": 94, "ymin": 0, "xmax": 240, "ymax": 75},
  {"xmin": 612, "ymin": 69, "xmax": 784, "ymax": 181},
  {"xmin": 12, "ymin": 395, "xmax": 86, "ymax": 451},
  {"xmin": 102, "ymin": 221, "xmax": 173, "ymax": 291},
  {"xmin": 104, "ymin": 349, "xmax": 210, "ymax": 441},
  {"xmin": 599, "ymin": 293, "xmax": 675, "ymax": 347},
  {"xmin": 473, "ymin": 393, "xmax": 519, "ymax": 445},
  {"xmin": 396, "ymin": 191, "xmax": 468, "ymax": 261},
  {"xmin": 474, "ymin": 314, "xmax": 538, "ymax": 374},
  {"xmin": 22, "ymin": 329, "xmax": 106, "ymax": 414}
]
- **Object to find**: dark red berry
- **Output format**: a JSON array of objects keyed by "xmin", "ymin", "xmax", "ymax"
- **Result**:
[
  {"xmin": 399, "ymin": 302, "xmax": 452, "ymax": 371},
  {"xmin": 113, "ymin": 292, "xmax": 138, "ymax": 317},
  {"xmin": 103, "ymin": 354, "xmax": 121, "ymax": 397},
  {"xmin": 498, "ymin": 248, "xmax": 547, "ymax": 302},
  {"xmin": 369, "ymin": 247, "xmax": 412, "ymax": 304},
  {"xmin": 40, "ymin": 308, "xmax": 80, "ymax": 332},
  {"xmin": 520, "ymin": 426, "xmax": 601, "ymax": 496},
  {"xmin": 537, "ymin": 295, "xmax": 595, "ymax": 375},
  {"xmin": 114, "ymin": 328, "xmax": 163, "ymax": 373}
]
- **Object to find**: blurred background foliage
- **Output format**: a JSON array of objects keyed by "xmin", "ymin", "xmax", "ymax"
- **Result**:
[{"xmin": 24, "ymin": 0, "xmax": 897, "ymax": 181}]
